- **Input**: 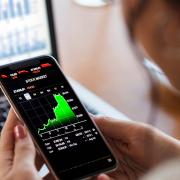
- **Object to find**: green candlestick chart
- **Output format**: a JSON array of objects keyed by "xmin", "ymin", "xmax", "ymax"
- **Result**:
[{"xmin": 38, "ymin": 94, "xmax": 77, "ymax": 134}]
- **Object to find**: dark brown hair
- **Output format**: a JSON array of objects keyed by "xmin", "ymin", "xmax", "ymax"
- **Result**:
[
  {"xmin": 126, "ymin": 0, "xmax": 180, "ymax": 124},
  {"xmin": 166, "ymin": 0, "xmax": 180, "ymax": 6},
  {"xmin": 127, "ymin": 0, "xmax": 180, "ymax": 39}
]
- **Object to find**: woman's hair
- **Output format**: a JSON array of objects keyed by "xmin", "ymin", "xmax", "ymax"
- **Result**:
[
  {"xmin": 125, "ymin": 0, "xmax": 180, "ymax": 124},
  {"xmin": 166, "ymin": 0, "xmax": 180, "ymax": 6},
  {"xmin": 127, "ymin": 0, "xmax": 180, "ymax": 39}
]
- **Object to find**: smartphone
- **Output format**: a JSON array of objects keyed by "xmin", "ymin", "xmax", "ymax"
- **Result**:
[{"xmin": 0, "ymin": 56, "xmax": 117, "ymax": 180}]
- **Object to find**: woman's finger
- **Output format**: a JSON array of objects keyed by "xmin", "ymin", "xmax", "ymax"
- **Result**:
[
  {"xmin": 0, "ymin": 109, "xmax": 20, "ymax": 171},
  {"xmin": 0, "ymin": 109, "xmax": 20, "ymax": 151},
  {"xmin": 97, "ymin": 174, "xmax": 111, "ymax": 180},
  {"xmin": 13, "ymin": 125, "xmax": 36, "ymax": 168}
]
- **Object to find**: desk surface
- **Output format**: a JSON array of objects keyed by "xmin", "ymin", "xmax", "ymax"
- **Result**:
[{"xmin": 52, "ymin": 0, "xmax": 180, "ymax": 138}]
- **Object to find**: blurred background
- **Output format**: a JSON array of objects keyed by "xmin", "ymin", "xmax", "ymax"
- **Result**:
[
  {"xmin": 53, "ymin": 0, "xmax": 180, "ymax": 138},
  {"xmin": 0, "ymin": 0, "xmax": 180, "ymax": 138}
]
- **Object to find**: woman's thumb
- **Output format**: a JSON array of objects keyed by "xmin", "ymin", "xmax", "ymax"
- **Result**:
[
  {"xmin": 13, "ymin": 125, "xmax": 36, "ymax": 167},
  {"xmin": 94, "ymin": 116, "xmax": 133, "ymax": 141}
]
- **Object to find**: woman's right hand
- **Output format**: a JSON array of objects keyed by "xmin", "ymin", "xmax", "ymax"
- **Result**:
[{"xmin": 94, "ymin": 116, "xmax": 180, "ymax": 180}]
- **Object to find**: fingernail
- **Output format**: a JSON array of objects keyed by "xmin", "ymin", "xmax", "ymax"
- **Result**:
[
  {"xmin": 14, "ymin": 125, "xmax": 27, "ymax": 139},
  {"xmin": 97, "ymin": 174, "xmax": 109, "ymax": 180}
]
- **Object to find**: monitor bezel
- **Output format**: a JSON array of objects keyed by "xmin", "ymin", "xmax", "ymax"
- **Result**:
[{"xmin": 46, "ymin": 0, "xmax": 59, "ymax": 63}]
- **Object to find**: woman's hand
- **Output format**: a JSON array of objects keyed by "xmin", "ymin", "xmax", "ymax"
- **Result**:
[
  {"xmin": 94, "ymin": 116, "xmax": 180, "ymax": 180},
  {"xmin": 0, "ymin": 109, "xmax": 41, "ymax": 180},
  {"xmin": 1, "ymin": 111, "xmax": 180, "ymax": 180}
]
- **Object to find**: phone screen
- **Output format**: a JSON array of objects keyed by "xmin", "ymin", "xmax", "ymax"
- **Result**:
[{"xmin": 0, "ymin": 56, "xmax": 117, "ymax": 180}]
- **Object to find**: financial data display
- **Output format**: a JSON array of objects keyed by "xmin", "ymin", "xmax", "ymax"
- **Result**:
[
  {"xmin": 0, "ymin": 57, "xmax": 116, "ymax": 179},
  {"xmin": 0, "ymin": 0, "xmax": 52, "ymax": 65}
]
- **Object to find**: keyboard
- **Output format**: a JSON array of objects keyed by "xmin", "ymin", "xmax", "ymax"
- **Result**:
[{"xmin": 0, "ymin": 96, "xmax": 10, "ymax": 132}]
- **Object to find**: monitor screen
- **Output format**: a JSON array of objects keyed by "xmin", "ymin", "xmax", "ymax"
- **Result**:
[{"xmin": 0, "ymin": 0, "xmax": 53, "ymax": 65}]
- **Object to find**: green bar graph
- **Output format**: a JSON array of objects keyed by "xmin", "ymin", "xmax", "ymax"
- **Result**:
[{"xmin": 38, "ymin": 94, "xmax": 76, "ymax": 134}]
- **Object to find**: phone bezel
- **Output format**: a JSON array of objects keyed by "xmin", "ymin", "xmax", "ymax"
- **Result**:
[{"xmin": 0, "ymin": 56, "xmax": 118, "ymax": 180}]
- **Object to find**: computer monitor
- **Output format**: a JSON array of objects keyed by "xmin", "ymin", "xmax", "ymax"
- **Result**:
[
  {"xmin": 0, "ymin": 0, "xmax": 129, "ymax": 133},
  {"xmin": 0, "ymin": 0, "xmax": 58, "ymax": 65},
  {"xmin": 0, "ymin": 0, "xmax": 59, "ymax": 130}
]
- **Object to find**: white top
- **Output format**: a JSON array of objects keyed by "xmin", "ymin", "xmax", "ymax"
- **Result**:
[{"xmin": 142, "ymin": 158, "xmax": 180, "ymax": 180}]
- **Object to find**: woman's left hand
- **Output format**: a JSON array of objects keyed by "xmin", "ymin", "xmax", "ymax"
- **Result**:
[{"xmin": 0, "ymin": 109, "xmax": 41, "ymax": 180}]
